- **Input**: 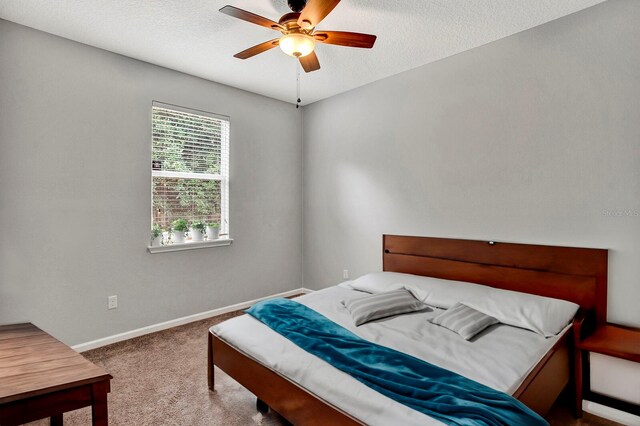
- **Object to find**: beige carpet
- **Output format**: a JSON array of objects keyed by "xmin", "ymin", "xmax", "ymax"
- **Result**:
[{"xmin": 28, "ymin": 310, "xmax": 621, "ymax": 426}]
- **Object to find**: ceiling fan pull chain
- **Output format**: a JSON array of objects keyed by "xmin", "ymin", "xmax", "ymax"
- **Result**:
[{"xmin": 296, "ymin": 62, "xmax": 301, "ymax": 109}]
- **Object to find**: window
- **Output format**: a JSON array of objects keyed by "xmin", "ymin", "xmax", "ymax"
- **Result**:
[{"xmin": 151, "ymin": 102, "xmax": 230, "ymax": 249}]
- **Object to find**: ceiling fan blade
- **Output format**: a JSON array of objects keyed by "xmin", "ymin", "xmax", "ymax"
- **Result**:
[
  {"xmin": 299, "ymin": 51, "xmax": 320, "ymax": 73},
  {"xmin": 234, "ymin": 39, "xmax": 280, "ymax": 60},
  {"xmin": 297, "ymin": 0, "xmax": 340, "ymax": 30},
  {"xmin": 220, "ymin": 5, "xmax": 284, "ymax": 31},
  {"xmin": 313, "ymin": 31, "xmax": 377, "ymax": 48}
]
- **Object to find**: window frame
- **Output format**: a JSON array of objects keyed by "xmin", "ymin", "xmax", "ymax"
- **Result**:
[{"xmin": 148, "ymin": 101, "xmax": 231, "ymax": 253}]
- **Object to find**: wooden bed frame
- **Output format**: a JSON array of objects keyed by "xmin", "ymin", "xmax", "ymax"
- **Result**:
[{"xmin": 208, "ymin": 235, "xmax": 608, "ymax": 425}]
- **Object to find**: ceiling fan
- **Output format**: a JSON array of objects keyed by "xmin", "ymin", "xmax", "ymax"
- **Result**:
[{"xmin": 220, "ymin": 0, "xmax": 377, "ymax": 72}]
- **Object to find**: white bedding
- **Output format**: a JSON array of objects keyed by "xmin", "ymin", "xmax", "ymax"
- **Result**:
[{"xmin": 212, "ymin": 285, "xmax": 569, "ymax": 426}]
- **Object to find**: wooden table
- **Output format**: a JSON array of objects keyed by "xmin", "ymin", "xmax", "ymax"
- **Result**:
[{"xmin": 0, "ymin": 323, "xmax": 112, "ymax": 425}]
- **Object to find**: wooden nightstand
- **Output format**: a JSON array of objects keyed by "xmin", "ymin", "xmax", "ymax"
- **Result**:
[{"xmin": 576, "ymin": 324, "xmax": 640, "ymax": 417}]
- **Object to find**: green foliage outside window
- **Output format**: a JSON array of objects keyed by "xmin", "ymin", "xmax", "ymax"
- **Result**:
[{"xmin": 151, "ymin": 106, "xmax": 225, "ymax": 230}]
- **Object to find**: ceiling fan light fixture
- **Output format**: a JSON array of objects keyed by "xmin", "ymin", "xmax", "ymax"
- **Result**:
[{"xmin": 279, "ymin": 33, "xmax": 315, "ymax": 57}]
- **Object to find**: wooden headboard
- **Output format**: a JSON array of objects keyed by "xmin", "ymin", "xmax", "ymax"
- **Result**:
[{"xmin": 383, "ymin": 235, "xmax": 608, "ymax": 326}]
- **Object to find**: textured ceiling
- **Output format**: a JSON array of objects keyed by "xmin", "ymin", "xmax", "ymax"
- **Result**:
[{"xmin": 0, "ymin": 0, "xmax": 605, "ymax": 105}]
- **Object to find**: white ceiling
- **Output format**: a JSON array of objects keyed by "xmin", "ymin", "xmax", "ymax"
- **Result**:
[{"xmin": 0, "ymin": 0, "xmax": 605, "ymax": 105}]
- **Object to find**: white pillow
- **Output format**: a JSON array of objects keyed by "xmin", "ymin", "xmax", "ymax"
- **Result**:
[
  {"xmin": 345, "ymin": 271, "xmax": 475, "ymax": 302},
  {"xmin": 341, "ymin": 272, "xmax": 408, "ymax": 293},
  {"xmin": 348, "ymin": 272, "xmax": 579, "ymax": 337}
]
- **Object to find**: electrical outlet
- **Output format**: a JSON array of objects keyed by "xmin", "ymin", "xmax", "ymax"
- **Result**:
[
  {"xmin": 108, "ymin": 295, "xmax": 118, "ymax": 310},
  {"xmin": 343, "ymin": 269, "xmax": 349, "ymax": 280}
]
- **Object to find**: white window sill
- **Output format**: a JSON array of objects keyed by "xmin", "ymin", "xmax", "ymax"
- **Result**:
[{"xmin": 147, "ymin": 238, "xmax": 233, "ymax": 254}]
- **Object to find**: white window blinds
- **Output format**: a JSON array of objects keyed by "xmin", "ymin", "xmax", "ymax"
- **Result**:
[{"xmin": 151, "ymin": 102, "xmax": 229, "ymax": 238}]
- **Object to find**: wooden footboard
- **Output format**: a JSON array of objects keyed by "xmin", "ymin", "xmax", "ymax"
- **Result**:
[
  {"xmin": 209, "ymin": 327, "xmax": 571, "ymax": 424},
  {"xmin": 209, "ymin": 332, "xmax": 362, "ymax": 425}
]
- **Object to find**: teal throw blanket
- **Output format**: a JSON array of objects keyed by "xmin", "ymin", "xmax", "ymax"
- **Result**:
[{"xmin": 246, "ymin": 298, "xmax": 548, "ymax": 426}]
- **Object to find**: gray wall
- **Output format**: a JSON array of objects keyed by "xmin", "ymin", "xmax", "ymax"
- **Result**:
[
  {"xmin": 2, "ymin": 0, "xmax": 639, "ymax": 346},
  {"xmin": 0, "ymin": 19, "xmax": 303, "ymax": 345},
  {"xmin": 303, "ymin": 0, "xmax": 640, "ymax": 327}
]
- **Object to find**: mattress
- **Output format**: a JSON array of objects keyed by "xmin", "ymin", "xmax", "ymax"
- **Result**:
[{"xmin": 212, "ymin": 285, "xmax": 568, "ymax": 426}]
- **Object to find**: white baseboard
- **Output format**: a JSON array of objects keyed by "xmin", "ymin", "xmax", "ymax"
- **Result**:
[
  {"xmin": 583, "ymin": 400, "xmax": 640, "ymax": 425},
  {"xmin": 72, "ymin": 287, "xmax": 313, "ymax": 353}
]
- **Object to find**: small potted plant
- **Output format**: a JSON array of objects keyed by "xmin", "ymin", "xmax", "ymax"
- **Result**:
[
  {"xmin": 171, "ymin": 218, "xmax": 188, "ymax": 244},
  {"xmin": 206, "ymin": 222, "xmax": 220, "ymax": 240},
  {"xmin": 150, "ymin": 224, "xmax": 164, "ymax": 247},
  {"xmin": 190, "ymin": 221, "xmax": 206, "ymax": 242}
]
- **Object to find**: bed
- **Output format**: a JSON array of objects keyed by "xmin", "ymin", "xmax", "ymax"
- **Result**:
[{"xmin": 208, "ymin": 235, "xmax": 608, "ymax": 425}]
